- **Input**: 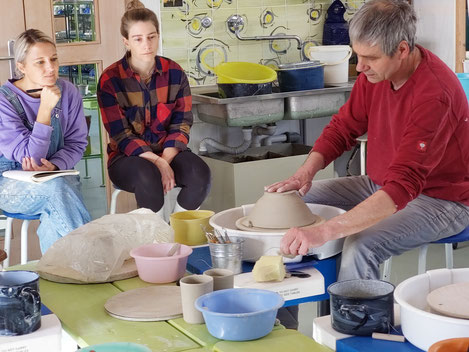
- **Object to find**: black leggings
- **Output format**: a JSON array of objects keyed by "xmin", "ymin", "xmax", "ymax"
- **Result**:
[{"xmin": 108, "ymin": 151, "xmax": 211, "ymax": 212}]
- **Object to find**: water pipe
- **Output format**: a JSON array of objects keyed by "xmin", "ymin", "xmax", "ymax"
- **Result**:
[
  {"xmin": 263, "ymin": 132, "xmax": 301, "ymax": 146},
  {"xmin": 199, "ymin": 128, "xmax": 253, "ymax": 155},
  {"xmin": 227, "ymin": 15, "xmax": 303, "ymax": 50},
  {"xmin": 251, "ymin": 124, "xmax": 277, "ymax": 147}
]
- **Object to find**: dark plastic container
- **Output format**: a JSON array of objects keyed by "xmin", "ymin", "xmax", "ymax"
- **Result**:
[
  {"xmin": 277, "ymin": 61, "xmax": 324, "ymax": 92},
  {"xmin": 217, "ymin": 82, "xmax": 272, "ymax": 98},
  {"xmin": 327, "ymin": 279, "xmax": 394, "ymax": 336}
]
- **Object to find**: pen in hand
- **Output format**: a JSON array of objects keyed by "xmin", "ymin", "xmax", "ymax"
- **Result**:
[{"xmin": 26, "ymin": 88, "xmax": 43, "ymax": 93}]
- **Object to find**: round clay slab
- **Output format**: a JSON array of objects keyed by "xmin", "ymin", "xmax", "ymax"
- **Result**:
[
  {"xmin": 104, "ymin": 286, "xmax": 182, "ymax": 321},
  {"xmin": 427, "ymin": 282, "xmax": 469, "ymax": 319}
]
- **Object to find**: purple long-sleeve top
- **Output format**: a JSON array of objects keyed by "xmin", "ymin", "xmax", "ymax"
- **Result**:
[{"xmin": 0, "ymin": 78, "xmax": 88, "ymax": 170}]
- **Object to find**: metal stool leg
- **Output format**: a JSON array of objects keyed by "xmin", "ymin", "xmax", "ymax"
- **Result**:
[
  {"xmin": 418, "ymin": 244, "xmax": 429, "ymax": 275},
  {"xmin": 20, "ymin": 220, "xmax": 29, "ymax": 265},
  {"xmin": 4, "ymin": 217, "xmax": 13, "ymax": 268},
  {"xmin": 110, "ymin": 189, "xmax": 122, "ymax": 215},
  {"xmin": 444, "ymin": 243, "xmax": 454, "ymax": 269},
  {"xmin": 360, "ymin": 140, "xmax": 367, "ymax": 176},
  {"xmin": 382, "ymin": 257, "xmax": 392, "ymax": 281}
]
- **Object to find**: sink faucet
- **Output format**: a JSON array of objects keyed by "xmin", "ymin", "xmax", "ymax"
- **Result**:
[{"xmin": 227, "ymin": 14, "xmax": 303, "ymax": 51}]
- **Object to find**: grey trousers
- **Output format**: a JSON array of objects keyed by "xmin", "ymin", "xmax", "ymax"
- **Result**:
[{"xmin": 303, "ymin": 175, "xmax": 469, "ymax": 280}]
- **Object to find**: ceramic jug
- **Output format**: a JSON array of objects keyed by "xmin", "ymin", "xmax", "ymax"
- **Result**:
[{"xmin": 0, "ymin": 270, "xmax": 41, "ymax": 336}]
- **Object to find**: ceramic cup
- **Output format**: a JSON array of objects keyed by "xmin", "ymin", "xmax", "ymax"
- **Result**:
[
  {"xmin": 203, "ymin": 268, "xmax": 234, "ymax": 291},
  {"xmin": 170, "ymin": 210, "xmax": 215, "ymax": 246},
  {"xmin": 0, "ymin": 270, "xmax": 41, "ymax": 336},
  {"xmin": 180, "ymin": 274, "xmax": 213, "ymax": 324}
]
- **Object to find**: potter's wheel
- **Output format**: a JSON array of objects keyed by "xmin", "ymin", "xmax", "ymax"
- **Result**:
[
  {"xmin": 210, "ymin": 203, "xmax": 346, "ymax": 262},
  {"xmin": 235, "ymin": 213, "xmax": 325, "ymax": 232}
]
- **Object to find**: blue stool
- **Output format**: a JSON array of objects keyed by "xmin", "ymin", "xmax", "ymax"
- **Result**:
[
  {"xmin": 382, "ymin": 227, "xmax": 469, "ymax": 281},
  {"xmin": 2, "ymin": 211, "xmax": 40, "ymax": 268}
]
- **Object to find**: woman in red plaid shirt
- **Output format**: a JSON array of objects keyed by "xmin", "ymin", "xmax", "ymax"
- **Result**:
[{"xmin": 97, "ymin": 0, "xmax": 210, "ymax": 217}]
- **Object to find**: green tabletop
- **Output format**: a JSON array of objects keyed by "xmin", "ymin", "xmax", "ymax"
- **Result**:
[{"xmin": 9, "ymin": 264, "xmax": 331, "ymax": 351}]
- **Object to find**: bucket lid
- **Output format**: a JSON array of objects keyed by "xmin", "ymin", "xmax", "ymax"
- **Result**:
[{"xmin": 277, "ymin": 61, "xmax": 323, "ymax": 70}]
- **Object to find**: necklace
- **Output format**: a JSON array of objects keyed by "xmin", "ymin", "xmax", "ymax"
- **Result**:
[{"xmin": 129, "ymin": 57, "xmax": 155, "ymax": 80}]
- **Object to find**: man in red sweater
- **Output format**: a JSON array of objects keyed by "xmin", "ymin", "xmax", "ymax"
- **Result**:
[{"xmin": 268, "ymin": 0, "xmax": 469, "ymax": 280}]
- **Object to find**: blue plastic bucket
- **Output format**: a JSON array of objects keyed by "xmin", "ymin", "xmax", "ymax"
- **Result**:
[
  {"xmin": 456, "ymin": 73, "xmax": 469, "ymax": 101},
  {"xmin": 277, "ymin": 61, "xmax": 324, "ymax": 92},
  {"xmin": 195, "ymin": 288, "xmax": 284, "ymax": 341}
]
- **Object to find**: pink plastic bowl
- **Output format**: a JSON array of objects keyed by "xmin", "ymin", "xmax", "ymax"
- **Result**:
[{"xmin": 129, "ymin": 243, "xmax": 193, "ymax": 283}]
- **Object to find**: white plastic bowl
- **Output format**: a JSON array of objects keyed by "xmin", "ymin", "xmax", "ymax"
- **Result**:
[
  {"xmin": 210, "ymin": 204, "xmax": 345, "ymax": 262},
  {"xmin": 394, "ymin": 268, "xmax": 469, "ymax": 351}
]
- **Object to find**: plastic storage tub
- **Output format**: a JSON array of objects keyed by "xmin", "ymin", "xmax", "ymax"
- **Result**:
[
  {"xmin": 394, "ymin": 268, "xmax": 469, "ymax": 351},
  {"xmin": 456, "ymin": 73, "xmax": 469, "ymax": 101}
]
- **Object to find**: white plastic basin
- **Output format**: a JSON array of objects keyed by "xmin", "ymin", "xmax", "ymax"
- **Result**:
[
  {"xmin": 210, "ymin": 204, "xmax": 345, "ymax": 262},
  {"xmin": 394, "ymin": 268, "xmax": 469, "ymax": 351}
]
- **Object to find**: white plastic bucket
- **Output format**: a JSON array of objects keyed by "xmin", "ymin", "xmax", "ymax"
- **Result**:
[{"xmin": 307, "ymin": 45, "xmax": 352, "ymax": 84}]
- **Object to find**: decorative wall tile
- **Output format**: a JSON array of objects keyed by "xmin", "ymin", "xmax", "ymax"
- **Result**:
[{"xmin": 160, "ymin": 0, "xmax": 360, "ymax": 85}]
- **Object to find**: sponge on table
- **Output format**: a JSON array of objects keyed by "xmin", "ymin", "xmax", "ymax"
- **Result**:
[{"xmin": 252, "ymin": 255, "xmax": 286, "ymax": 282}]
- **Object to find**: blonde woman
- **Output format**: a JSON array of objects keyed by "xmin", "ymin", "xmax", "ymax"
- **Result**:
[{"xmin": 0, "ymin": 29, "xmax": 91, "ymax": 253}]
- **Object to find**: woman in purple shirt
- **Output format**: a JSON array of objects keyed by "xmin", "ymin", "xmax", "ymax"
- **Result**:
[{"xmin": 0, "ymin": 29, "xmax": 91, "ymax": 253}]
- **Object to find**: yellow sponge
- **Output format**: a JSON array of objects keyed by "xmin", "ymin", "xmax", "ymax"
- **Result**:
[{"xmin": 252, "ymin": 255, "xmax": 286, "ymax": 282}]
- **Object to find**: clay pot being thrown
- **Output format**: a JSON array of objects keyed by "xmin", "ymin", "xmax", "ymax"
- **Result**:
[{"xmin": 235, "ymin": 190, "xmax": 324, "ymax": 232}]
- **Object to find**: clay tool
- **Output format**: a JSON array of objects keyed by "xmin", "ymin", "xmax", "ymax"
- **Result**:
[
  {"xmin": 26, "ymin": 88, "xmax": 43, "ymax": 93},
  {"xmin": 166, "ymin": 243, "xmax": 181, "ymax": 256},
  {"xmin": 285, "ymin": 270, "xmax": 311, "ymax": 278},
  {"xmin": 214, "ymin": 229, "xmax": 225, "ymax": 244},
  {"xmin": 371, "ymin": 332, "xmax": 405, "ymax": 342},
  {"xmin": 222, "ymin": 229, "xmax": 231, "ymax": 243}
]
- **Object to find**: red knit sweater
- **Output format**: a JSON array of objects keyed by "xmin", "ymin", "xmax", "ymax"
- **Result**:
[{"xmin": 313, "ymin": 45, "xmax": 469, "ymax": 210}]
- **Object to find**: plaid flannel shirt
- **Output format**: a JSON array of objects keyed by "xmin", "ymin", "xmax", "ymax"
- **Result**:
[{"xmin": 97, "ymin": 54, "xmax": 192, "ymax": 166}]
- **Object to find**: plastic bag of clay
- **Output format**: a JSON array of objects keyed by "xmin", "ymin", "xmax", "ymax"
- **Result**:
[{"xmin": 36, "ymin": 208, "xmax": 174, "ymax": 283}]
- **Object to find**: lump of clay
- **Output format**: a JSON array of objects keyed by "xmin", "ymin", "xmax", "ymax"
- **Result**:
[{"xmin": 252, "ymin": 255, "xmax": 286, "ymax": 282}]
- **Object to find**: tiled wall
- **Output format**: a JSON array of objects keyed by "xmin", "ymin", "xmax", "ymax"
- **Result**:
[{"xmin": 160, "ymin": 0, "xmax": 365, "ymax": 86}]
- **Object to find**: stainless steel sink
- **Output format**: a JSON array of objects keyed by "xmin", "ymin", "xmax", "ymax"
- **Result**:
[
  {"xmin": 192, "ymin": 86, "xmax": 285, "ymax": 127},
  {"xmin": 283, "ymin": 82, "xmax": 353, "ymax": 120},
  {"xmin": 191, "ymin": 81, "xmax": 354, "ymax": 127}
]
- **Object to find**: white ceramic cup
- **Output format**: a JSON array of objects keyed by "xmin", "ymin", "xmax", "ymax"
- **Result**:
[
  {"xmin": 179, "ymin": 275, "xmax": 213, "ymax": 324},
  {"xmin": 203, "ymin": 268, "xmax": 234, "ymax": 291}
]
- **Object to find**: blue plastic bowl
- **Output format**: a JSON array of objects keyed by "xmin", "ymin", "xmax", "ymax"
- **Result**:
[{"xmin": 195, "ymin": 288, "xmax": 284, "ymax": 341}]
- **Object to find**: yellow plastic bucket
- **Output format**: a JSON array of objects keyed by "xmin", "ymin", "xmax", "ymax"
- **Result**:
[
  {"xmin": 170, "ymin": 210, "xmax": 215, "ymax": 246},
  {"xmin": 214, "ymin": 62, "xmax": 277, "ymax": 84}
]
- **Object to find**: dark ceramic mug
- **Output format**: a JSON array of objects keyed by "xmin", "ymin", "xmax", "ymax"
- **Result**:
[{"xmin": 0, "ymin": 271, "xmax": 41, "ymax": 336}]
